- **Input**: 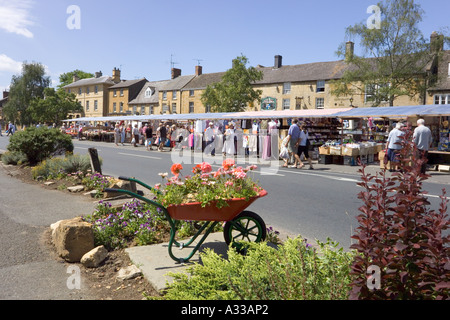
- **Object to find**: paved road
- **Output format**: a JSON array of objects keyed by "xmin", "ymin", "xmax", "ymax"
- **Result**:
[
  {"xmin": 0, "ymin": 161, "xmax": 98, "ymax": 300},
  {"xmin": 1, "ymin": 136, "xmax": 448, "ymax": 250}
]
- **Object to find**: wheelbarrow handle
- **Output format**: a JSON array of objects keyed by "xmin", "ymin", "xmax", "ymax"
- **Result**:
[{"xmin": 117, "ymin": 176, "xmax": 162, "ymax": 195}]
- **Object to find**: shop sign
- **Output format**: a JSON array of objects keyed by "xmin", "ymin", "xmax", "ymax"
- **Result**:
[{"xmin": 261, "ymin": 97, "xmax": 277, "ymax": 111}]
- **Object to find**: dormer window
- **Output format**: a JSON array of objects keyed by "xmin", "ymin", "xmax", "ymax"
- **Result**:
[{"xmin": 145, "ymin": 87, "xmax": 152, "ymax": 98}]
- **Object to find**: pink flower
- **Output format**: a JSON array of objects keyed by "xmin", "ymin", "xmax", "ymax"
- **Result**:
[
  {"xmin": 200, "ymin": 162, "xmax": 212, "ymax": 174},
  {"xmin": 225, "ymin": 181, "xmax": 234, "ymax": 187},
  {"xmin": 222, "ymin": 159, "xmax": 235, "ymax": 170}
]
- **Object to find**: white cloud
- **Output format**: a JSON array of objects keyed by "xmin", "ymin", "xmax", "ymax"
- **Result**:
[
  {"xmin": 0, "ymin": 54, "xmax": 23, "ymax": 73},
  {"xmin": 0, "ymin": 0, "xmax": 34, "ymax": 38}
]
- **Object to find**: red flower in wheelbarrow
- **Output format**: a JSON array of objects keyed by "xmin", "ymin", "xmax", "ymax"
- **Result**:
[{"xmin": 171, "ymin": 163, "xmax": 183, "ymax": 176}]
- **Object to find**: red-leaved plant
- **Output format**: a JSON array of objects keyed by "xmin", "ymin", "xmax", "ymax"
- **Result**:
[{"xmin": 350, "ymin": 129, "xmax": 450, "ymax": 300}]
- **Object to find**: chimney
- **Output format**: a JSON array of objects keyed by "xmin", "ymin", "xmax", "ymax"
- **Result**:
[
  {"xmin": 73, "ymin": 73, "xmax": 80, "ymax": 83},
  {"xmin": 430, "ymin": 31, "xmax": 444, "ymax": 53},
  {"xmin": 112, "ymin": 68, "xmax": 121, "ymax": 83},
  {"xmin": 171, "ymin": 68, "xmax": 182, "ymax": 79},
  {"xmin": 345, "ymin": 41, "xmax": 354, "ymax": 62},
  {"xmin": 95, "ymin": 71, "xmax": 102, "ymax": 78},
  {"xmin": 195, "ymin": 65, "xmax": 203, "ymax": 76},
  {"xmin": 274, "ymin": 55, "xmax": 282, "ymax": 69},
  {"xmin": 3, "ymin": 90, "xmax": 9, "ymax": 99}
]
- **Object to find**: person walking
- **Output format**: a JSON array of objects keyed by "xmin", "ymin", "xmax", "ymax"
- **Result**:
[
  {"xmin": 114, "ymin": 124, "xmax": 121, "ymax": 146},
  {"xmin": 413, "ymin": 119, "xmax": 433, "ymax": 174},
  {"xmin": 285, "ymin": 119, "xmax": 302, "ymax": 168},
  {"xmin": 156, "ymin": 122, "xmax": 167, "ymax": 151},
  {"xmin": 132, "ymin": 124, "xmax": 140, "ymax": 147},
  {"xmin": 204, "ymin": 122, "xmax": 216, "ymax": 156},
  {"xmin": 120, "ymin": 124, "xmax": 126, "ymax": 146},
  {"xmin": 297, "ymin": 124, "xmax": 314, "ymax": 170},
  {"xmin": 145, "ymin": 124, "xmax": 153, "ymax": 151},
  {"xmin": 386, "ymin": 122, "xmax": 405, "ymax": 172}
]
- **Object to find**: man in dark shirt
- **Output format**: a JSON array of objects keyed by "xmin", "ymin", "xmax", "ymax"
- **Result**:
[
  {"xmin": 145, "ymin": 124, "xmax": 153, "ymax": 151},
  {"xmin": 157, "ymin": 122, "xmax": 167, "ymax": 151}
]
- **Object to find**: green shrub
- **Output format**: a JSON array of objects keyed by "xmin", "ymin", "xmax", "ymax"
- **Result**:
[
  {"xmin": 1, "ymin": 151, "xmax": 28, "ymax": 165},
  {"xmin": 161, "ymin": 237, "xmax": 355, "ymax": 300},
  {"xmin": 7, "ymin": 127, "xmax": 73, "ymax": 165},
  {"xmin": 31, "ymin": 154, "xmax": 94, "ymax": 180}
]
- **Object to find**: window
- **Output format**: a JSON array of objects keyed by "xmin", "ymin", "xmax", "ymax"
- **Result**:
[
  {"xmin": 145, "ymin": 88, "xmax": 152, "ymax": 97},
  {"xmin": 95, "ymin": 86, "xmax": 98, "ymax": 94},
  {"xmin": 86, "ymin": 87, "xmax": 90, "ymax": 95},
  {"xmin": 120, "ymin": 89, "xmax": 124, "ymax": 97},
  {"xmin": 189, "ymin": 102, "xmax": 194, "ymax": 113},
  {"xmin": 78, "ymin": 88, "xmax": 82, "ymax": 95},
  {"xmin": 68, "ymin": 89, "xmax": 71, "ymax": 94},
  {"xmin": 283, "ymin": 98, "xmax": 291, "ymax": 110},
  {"xmin": 365, "ymin": 83, "xmax": 389, "ymax": 103},
  {"xmin": 317, "ymin": 80, "xmax": 325, "ymax": 92},
  {"xmin": 133, "ymin": 106, "xmax": 137, "ymax": 115},
  {"xmin": 86, "ymin": 101, "xmax": 90, "ymax": 111},
  {"xmin": 434, "ymin": 94, "xmax": 450, "ymax": 105},
  {"xmin": 150, "ymin": 106, "xmax": 154, "ymax": 115},
  {"xmin": 163, "ymin": 91, "xmax": 167, "ymax": 100},
  {"xmin": 94, "ymin": 100, "xmax": 98, "ymax": 111},
  {"xmin": 113, "ymin": 102, "xmax": 117, "ymax": 113},
  {"xmin": 113, "ymin": 90, "xmax": 117, "ymax": 97},
  {"xmin": 120, "ymin": 102, "xmax": 124, "ymax": 113},
  {"xmin": 172, "ymin": 103, "xmax": 177, "ymax": 114},
  {"xmin": 162, "ymin": 104, "xmax": 169, "ymax": 112},
  {"xmin": 315, "ymin": 98, "xmax": 324, "ymax": 109},
  {"xmin": 173, "ymin": 91, "xmax": 177, "ymax": 100},
  {"xmin": 283, "ymin": 83, "xmax": 291, "ymax": 94},
  {"xmin": 189, "ymin": 90, "xmax": 195, "ymax": 97},
  {"xmin": 206, "ymin": 104, "xmax": 211, "ymax": 113}
]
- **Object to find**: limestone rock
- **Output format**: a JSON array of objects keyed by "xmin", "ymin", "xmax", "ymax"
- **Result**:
[
  {"xmin": 67, "ymin": 185, "xmax": 85, "ymax": 193},
  {"xmin": 53, "ymin": 217, "xmax": 94, "ymax": 262},
  {"xmin": 81, "ymin": 245, "xmax": 108, "ymax": 268},
  {"xmin": 116, "ymin": 265, "xmax": 142, "ymax": 281},
  {"xmin": 103, "ymin": 179, "xmax": 137, "ymax": 199}
]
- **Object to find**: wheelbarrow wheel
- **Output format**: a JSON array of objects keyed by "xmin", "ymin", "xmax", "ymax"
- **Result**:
[{"xmin": 223, "ymin": 211, "xmax": 267, "ymax": 249}]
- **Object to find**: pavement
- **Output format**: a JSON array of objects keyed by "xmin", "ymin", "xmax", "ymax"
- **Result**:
[{"xmin": 1, "ymin": 151, "xmax": 449, "ymax": 295}]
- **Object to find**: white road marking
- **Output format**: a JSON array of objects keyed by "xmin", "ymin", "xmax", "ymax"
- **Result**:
[{"xmin": 119, "ymin": 152, "xmax": 162, "ymax": 160}]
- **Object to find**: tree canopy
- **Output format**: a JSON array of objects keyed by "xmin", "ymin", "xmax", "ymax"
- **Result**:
[
  {"xmin": 201, "ymin": 55, "xmax": 263, "ymax": 112},
  {"xmin": 28, "ymin": 87, "xmax": 82, "ymax": 124},
  {"xmin": 57, "ymin": 70, "xmax": 94, "ymax": 90},
  {"xmin": 331, "ymin": 0, "xmax": 448, "ymax": 107},
  {"xmin": 3, "ymin": 62, "xmax": 50, "ymax": 125}
]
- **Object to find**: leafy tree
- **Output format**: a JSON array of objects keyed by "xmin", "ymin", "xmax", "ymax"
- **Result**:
[
  {"xmin": 28, "ymin": 88, "xmax": 82, "ymax": 124},
  {"xmin": 201, "ymin": 55, "xmax": 263, "ymax": 112},
  {"xmin": 331, "ymin": 0, "xmax": 447, "ymax": 107},
  {"xmin": 57, "ymin": 70, "xmax": 94, "ymax": 90},
  {"xmin": 3, "ymin": 62, "xmax": 50, "ymax": 125}
]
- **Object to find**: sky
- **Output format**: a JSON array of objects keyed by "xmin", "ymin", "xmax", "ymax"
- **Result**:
[{"xmin": 0, "ymin": 0, "xmax": 449, "ymax": 93}]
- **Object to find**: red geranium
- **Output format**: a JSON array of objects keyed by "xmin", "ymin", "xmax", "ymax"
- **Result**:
[
  {"xmin": 171, "ymin": 163, "xmax": 183, "ymax": 176},
  {"xmin": 222, "ymin": 159, "xmax": 235, "ymax": 171}
]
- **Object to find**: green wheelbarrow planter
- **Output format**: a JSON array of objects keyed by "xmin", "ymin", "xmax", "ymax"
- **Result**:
[{"xmin": 105, "ymin": 176, "xmax": 268, "ymax": 263}]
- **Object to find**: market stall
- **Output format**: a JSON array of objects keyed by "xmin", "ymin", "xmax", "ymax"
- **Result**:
[{"xmin": 331, "ymin": 104, "xmax": 450, "ymax": 169}]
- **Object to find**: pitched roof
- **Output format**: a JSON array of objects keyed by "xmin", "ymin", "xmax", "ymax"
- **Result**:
[
  {"xmin": 109, "ymin": 78, "xmax": 147, "ymax": 89},
  {"xmin": 182, "ymin": 72, "xmax": 226, "ymax": 90},
  {"xmin": 254, "ymin": 60, "xmax": 348, "ymax": 85},
  {"xmin": 129, "ymin": 80, "xmax": 171, "ymax": 105},
  {"xmin": 428, "ymin": 50, "xmax": 450, "ymax": 91},
  {"xmin": 63, "ymin": 75, "xmax": 115, "ymax": 88},
  {"xmin": 159, "ymin": 75, "xmax": 196, "ymax": 91}
]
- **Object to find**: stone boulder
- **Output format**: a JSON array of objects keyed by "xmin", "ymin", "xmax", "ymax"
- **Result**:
[
  {"xmin": 117, "ymin": 265, "xmax": 142, "ymax": 281},
  {"xmin": 53, "ymin": 217, "xmax": 95, "ymax": 262},
  {"xmin": 103, "ymin": 179, "xmax": 137, "ymax": 199},
  {"xmin": 81, "ymin": 245, "xmax": 108, "ymax": 268}
]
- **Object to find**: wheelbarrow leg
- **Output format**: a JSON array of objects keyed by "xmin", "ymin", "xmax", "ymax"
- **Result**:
[{"xmin": 167, "ymin": 221, "xmax": 220, "ymax": 264}]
